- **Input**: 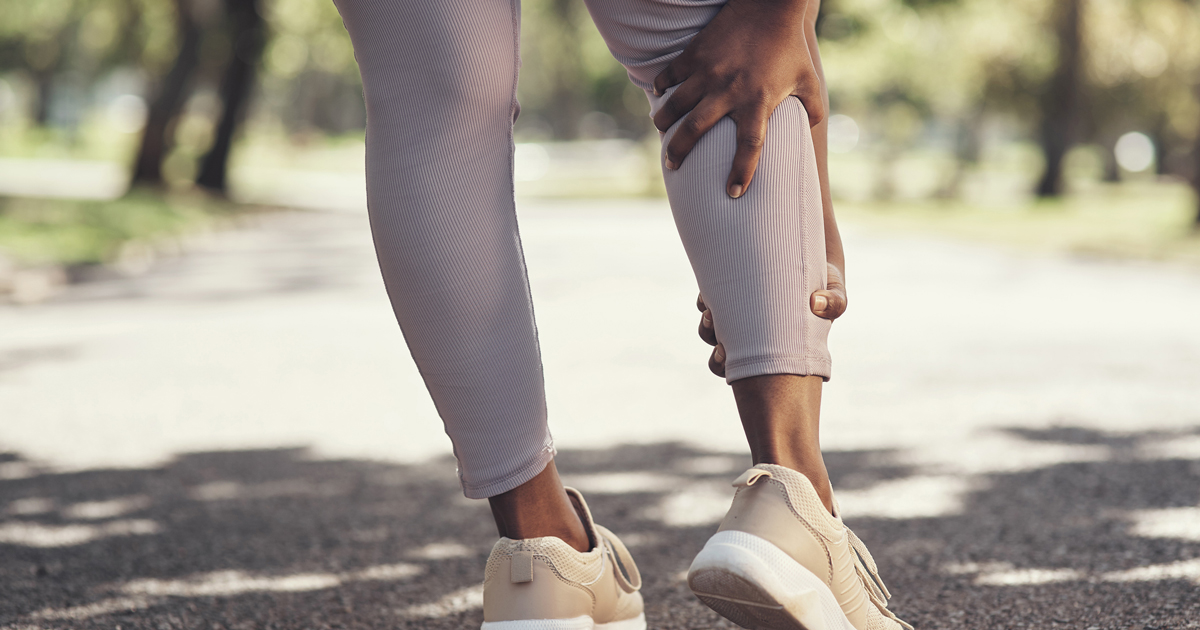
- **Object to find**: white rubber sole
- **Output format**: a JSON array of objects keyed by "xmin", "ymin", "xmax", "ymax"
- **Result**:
[
  {"xmin": 687, "ymin": 530, "xmax": 855, "ymax": 630},
  {"xmin": 481, "ymin": 613, "xmax": 646, "ymax": 630}
]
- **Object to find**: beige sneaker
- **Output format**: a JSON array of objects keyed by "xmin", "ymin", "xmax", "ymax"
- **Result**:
[
  {"xmin": 481, "ymin": 487, "xmax": 646, "ymax": 630},
  {"xmin": 688, "ymin": 464, "xmax": 912, "ymax": 630}
]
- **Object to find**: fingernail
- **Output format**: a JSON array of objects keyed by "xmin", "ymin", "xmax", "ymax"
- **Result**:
[
  {"xmin": 665, "ymin": 157, "xmax": 678, "ymax": 170},
  {"xmin": 729, "ymin": 184, "xmax": 743, "ymax": 198},
  {"xmin": 814, "ymin": 295, "xmax": 828, "ymax": 311},
  {"xmin": 702, "ymin": 313, "xmax": 712, "ymax": 328},
  {"xmin": 714, "ymin": 345, "xmax": 725, "ymax": 361}
]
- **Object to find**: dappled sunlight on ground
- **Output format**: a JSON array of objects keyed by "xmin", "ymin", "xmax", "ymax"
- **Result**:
[{"xmin": 0, "ymin": 432, "xmax": 1198, "ymax": 629}]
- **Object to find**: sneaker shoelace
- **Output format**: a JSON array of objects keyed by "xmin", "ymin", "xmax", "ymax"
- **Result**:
[{"xmin": 846, "ymin": 527, "xmax": 914, "ymax": 630}]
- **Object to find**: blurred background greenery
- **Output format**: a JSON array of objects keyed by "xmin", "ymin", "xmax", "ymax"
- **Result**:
[{"xmin": 1, "ymin": 0, "xmax": 1199, "ymax": 286}]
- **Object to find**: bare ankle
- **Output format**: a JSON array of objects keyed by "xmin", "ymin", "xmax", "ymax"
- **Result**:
[
  {"xmin": 762, "ymin": 457, "xmax": 835, "ymax": 515},
  {"xmin": 732, "ymin": 374, "xmax": 835, "ymax": 515},
  {"xmin": 487, "ymin": 461, "xmax": 591, "ymax": 552}
]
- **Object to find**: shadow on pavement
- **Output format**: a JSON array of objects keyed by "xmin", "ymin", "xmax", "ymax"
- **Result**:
[{"xmin": 1, "ymin": 429, "xmax": 1198, "ymax": 629}]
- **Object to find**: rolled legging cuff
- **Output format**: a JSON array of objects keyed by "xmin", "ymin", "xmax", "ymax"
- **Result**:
[
  {"xmin": 724, "ymin": 356, "xmax": 833, "ymax": 384},
  {"xmin": 460, "ymin": 440, "xmax": 557, "ymax": 500}
]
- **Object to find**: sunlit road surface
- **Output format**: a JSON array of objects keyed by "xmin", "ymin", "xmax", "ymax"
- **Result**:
[{"xmin": 1, "ymin": 199, "xmax": 1199, "ymax": 629}]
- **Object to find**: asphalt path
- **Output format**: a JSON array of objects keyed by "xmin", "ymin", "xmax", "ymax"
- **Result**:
[{"xmin": 1, "ymin": 200, "xmax": 1199, "ymax": 629}]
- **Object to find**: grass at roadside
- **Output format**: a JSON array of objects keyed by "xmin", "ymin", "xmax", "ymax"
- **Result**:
[
  {"xmin": 836, "ymin": 181, "xmax": 1200, "ymax": 266},
  {"xmin": 0, "ymin": 191, "xmax": 243, "ymax": 267}
]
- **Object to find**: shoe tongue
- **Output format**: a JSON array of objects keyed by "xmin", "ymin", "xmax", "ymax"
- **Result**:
[{"xmin": 563, "ymin": 487, "xmax": 599, "ymax": 550}]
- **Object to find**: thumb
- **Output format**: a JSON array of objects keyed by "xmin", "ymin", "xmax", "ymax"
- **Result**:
[{"xmin": 810, "ymin": 289, "xmax": 847, "ymax": 321}]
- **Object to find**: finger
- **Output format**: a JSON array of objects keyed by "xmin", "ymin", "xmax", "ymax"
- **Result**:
[
  {"xmin": 826, "ymin": 263, "xmax": 846, "ymax": 294},
  {"xmin": 708, "ymin": 343, "xmax": 726, "ymax": 378},
  {"xmin": 652, "ymin": 53, "xmax": 691, "ymax": 97},
  {"xmin": 810, "ymin": 289, "xmax": 847, "ymax": 321},
  {"xmin": 698, "ymin": 309, "xmax": 718, "ymax": 346},
  {"xmin": 696, "ymin": 293, "xmax": 707, "ymax": 312},
  {"xmin": 793, "ymin": 77, "xmax": 826, "ymax": 127},
  {"xmin": 663, "ymin": 98, "xmax": 727, "ymax": 170},
  {"xmin": 652, "ymin": 79, "xmax": 704, "ymax": 134},
  {"xmin": 725, "ymin": 112, "xmax": 769, "ymax": 198}
]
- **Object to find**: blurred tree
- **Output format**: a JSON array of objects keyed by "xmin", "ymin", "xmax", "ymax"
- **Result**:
[
  {"xmin": 0, "ymin": 0, "xmax": 1194, "ymax": 214},
  {"xmin": 517, "ymin": 0, "xmax": 588, "ymax": 139},
  {"xmin": 1193, "ymin": 81, "xmax": 1200, "ymax": 226},
  {"xmin": 513, "ymin": 0, "xmax": 647, "ymax": 139},
  {"xmin": 0, "ymin": 0, "xmax": 176, "ymax": 129},
  {"xmin": 1035, "ymin": 0, "xmax": 1084, "ymax": 197},
  {"xmin": 259, "ymin": 0, "xmax": 363, "ymax": 136},
  {"xmin": 1079, "ymin": 0, "xmax": 1200, "ymax": 220},
  {"xmin": 130, "ymin": 0, "xmax": 207, "ymax": 186},
  {"xmin": 544, "ymin": 0, "xmax": 587, "ymax": 138},
  {"xmin": 0, "ymin": 0, "xmax": 139, "ymax": 125},
  {"xmin": 196, "ymin": 0, "xmax": 265, "ymax": 193}
]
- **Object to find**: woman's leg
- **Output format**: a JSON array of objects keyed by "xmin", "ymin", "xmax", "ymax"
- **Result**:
[
  {"xmin": 586, "ymin": 10, "xmax": 914, "ymax": 629},
  {"xmin": 583, "ymin": 0, "xmax": 835, "ymax": 507},
  {"xmin": 332, "ymin": 0, "xmax": 586, "ymax": 549}
]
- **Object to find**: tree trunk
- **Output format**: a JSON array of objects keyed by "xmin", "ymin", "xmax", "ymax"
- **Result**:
[
  {"xmin": 1101, "ymin": 132, "xmax": 1120, "ymax": 183},
  {"xmin": 1192, "ymin": 93, "xmax": 1200, "ymax": 227},
  {"xmin": 32, "ymin": 71, "xmax": 54, "ymax": 126},
  {"xmin": 130, "ymin": 0, "xmax": 203, "ymax": 187},
  {"xmin": 27, "ymin": 21, "xmax": 80, "ymax": 127},
  {"xmin": 195, "ymin": 0, "xmax": 265, "ymax": 194},
  {"xmin": 1035, "ymin": 0, "xmax": 1084, "ymax": 198},
  {"xmin": 1150, "ymin": 114, "xmax": 1171, "ymax": 177}
]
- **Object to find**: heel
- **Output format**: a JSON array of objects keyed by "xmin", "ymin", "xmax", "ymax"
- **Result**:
[{"xmin": 688, "ymin": 531, "xmax": 853, "ymax": 630}]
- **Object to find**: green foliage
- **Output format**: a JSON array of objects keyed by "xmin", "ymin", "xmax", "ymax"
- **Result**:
[
  {"xmin": 0, "ymin": 0, "xmax": 1197, "ymax": 196},
  {"xmin": 0, "ymin": 191, "xmax": 235, "ymax": 265},
  {"xmin": 0, "ymin": 0, "xmax": 173, "ymax": 75},
  {"xmin": 513, "ymin": 0, "xmax": 649, "ymax": 138}
]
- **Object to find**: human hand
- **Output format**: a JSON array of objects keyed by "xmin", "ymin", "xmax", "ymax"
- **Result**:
[
  {"xmin": 652, "ymin": 0, "xmax": 823, "ymax": 199},
  {"xmin": 697, "ymin": 262, "xmax": 846, "ymax": 377},
  {"xmin": 809, "ymin": 262, "xmax": 846, "ymax": 320}
]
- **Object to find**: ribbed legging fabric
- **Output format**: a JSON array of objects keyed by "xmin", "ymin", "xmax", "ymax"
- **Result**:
[{"xmin": 333, "ymin": 0, "xmax": 831, "ymax": 499}]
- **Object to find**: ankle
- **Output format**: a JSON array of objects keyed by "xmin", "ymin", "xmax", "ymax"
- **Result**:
[
  {"xmin": 503, "ymin": 513, "xmax": 590, "ymax": 552},
  {"xmin": 488, "ymin": 462, "xmax": 591, "ymax": 552},
  {"xmin": 732, "ymin": 374, "xmax": 834, "ymax": 514},
  {"xmin": 757, "ymin": 457, "xmax": 835, "ymax": 515}
]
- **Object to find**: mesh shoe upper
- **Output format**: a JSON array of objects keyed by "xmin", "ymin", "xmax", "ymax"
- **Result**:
[
  {"xmin": 482, "ymin": 487, "xmax": 644, "ymax": 625},
  {"xmin": 718, "ymin": 464, "xmax": 912, "ymax": 630}
]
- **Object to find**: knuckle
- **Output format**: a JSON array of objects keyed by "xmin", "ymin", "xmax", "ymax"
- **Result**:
[
  {"xmin": 750, "ymin": 87, "xmax": 774, "ymax": 106},
  {"xmin": 681, "ymin": 115, "xmax": 705, "ymax": 136},
  {"xmin": 712, "ymin": 64, "xmax": 736, "ymax": 83},
  {"xmin": 738, "ymin": 133, "xmax": 765, "ymax": 149}
]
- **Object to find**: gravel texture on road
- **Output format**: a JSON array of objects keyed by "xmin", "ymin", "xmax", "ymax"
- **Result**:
[{"xmin": 1, "ymin": 438, "xmax": 1198, "ymax": 630}]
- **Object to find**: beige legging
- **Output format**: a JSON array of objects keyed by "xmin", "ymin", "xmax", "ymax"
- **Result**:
[{"xmin": 333, "ymin": 0, "xmax": 831, "ymax": 499}]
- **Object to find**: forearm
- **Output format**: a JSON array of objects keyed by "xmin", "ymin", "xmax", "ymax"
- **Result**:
[{"xmin": 802, "ymin": 6, "xmax": 845, "ymax": 276}]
